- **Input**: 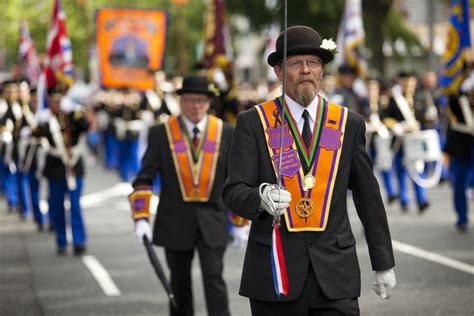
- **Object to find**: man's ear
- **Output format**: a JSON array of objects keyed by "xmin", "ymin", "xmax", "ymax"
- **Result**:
[{"xmin": 274, "ymin": 64, "xmax": 283, "ymax": 81}]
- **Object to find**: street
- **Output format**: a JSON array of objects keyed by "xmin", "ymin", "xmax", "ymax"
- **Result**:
[{"xmin": 1, "ymin": 160, "xmax": 473, "ymax": 316}]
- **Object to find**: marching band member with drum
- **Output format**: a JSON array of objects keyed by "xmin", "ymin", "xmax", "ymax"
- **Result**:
[
  {"xmin": 382, "ymin": 71, "xmax": 430, "ymax": 213},
  {"xmin": 366, "ymin": 79, "xmax": 398, "ymax": 204},
  {"xmin": 444, "ymin": 64, "xmax": 474, "ymax": 232}
]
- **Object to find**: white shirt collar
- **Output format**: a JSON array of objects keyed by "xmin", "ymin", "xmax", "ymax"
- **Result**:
[
  {"xmin": 181, "ymin": 115, "xmax": 208, "ymax": 136},
  {"xmin": 285, "ymin": 94, "xmax": 320, "ymax": 132}
]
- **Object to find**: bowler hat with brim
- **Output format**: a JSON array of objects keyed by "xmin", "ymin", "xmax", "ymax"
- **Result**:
[
  {"xmin": 176, "ymin": 75, "xmax": 215, "ymax": 97},
  {"xmin": 268, "ymin": 26, "xmax": 334, "ymax": 67}
]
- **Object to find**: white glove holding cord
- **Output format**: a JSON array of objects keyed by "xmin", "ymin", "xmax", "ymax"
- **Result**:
[
  {"xmin": 134, "ymin": 219, "xmax": 152, "ymax": 244},
  {"xmin": 259, "ymin": 183, "xmax": 292, "ymax": 216},
  {"xmin": 372, "ymin": 268, "xmax": 396, "ymax": 300}
]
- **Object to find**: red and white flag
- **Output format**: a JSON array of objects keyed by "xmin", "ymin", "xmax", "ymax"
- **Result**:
[
  {"xmin": 43, "ymin": 0, "xmax": 73, "ymax": 89},
  {"xmin": 18, "ymin": 20, "xmax": 41, "ymax": 88}
]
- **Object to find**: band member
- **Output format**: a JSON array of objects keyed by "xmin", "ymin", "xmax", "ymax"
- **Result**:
[
  {"xmin": 114, "ymin": 88, "xmax": 143, "ymax": 182},
  {"xmin": 0, "ymin": 80, "xmax": 22, "ymax": 213},
  {"xmin": 382, "ymin": 72, "xmax": 430, "ymax": 212},
  {"xmin": 130, "ymin": 75, "xmax": 232, "ymax": 316},
  {"xmin": 36, "ymin": 85, "xmax": 89, "ymax": 255},
  {"xmin": 223, "ymin": 25, "xmax": 395, "ymax": 315},
  {"xmin": 366, "ymin": 79, "xmax": 398, "ymax": 203},
  {"xmin": 17, "ymin": 81, "xmax": 46, "ymax": 228},
  {"xmin": 444, "ymin": 65, "xmax": 474, "ymax": 232}
]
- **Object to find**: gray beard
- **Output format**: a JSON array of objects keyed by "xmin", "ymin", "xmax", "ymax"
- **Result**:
[{"xmin": 295, "ymin": 87, "xmax": 317, "ymax": 107}]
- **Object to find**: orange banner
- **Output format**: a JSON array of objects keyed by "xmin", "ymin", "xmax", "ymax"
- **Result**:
[{"xmin": 96, "ymin": 8, "xmax": 167, "ymax": 90}]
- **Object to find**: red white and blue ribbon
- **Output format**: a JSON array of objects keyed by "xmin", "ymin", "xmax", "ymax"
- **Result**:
[{"xmin": 271, "ymin": 222, "xmax": 288, "ymax": 297}]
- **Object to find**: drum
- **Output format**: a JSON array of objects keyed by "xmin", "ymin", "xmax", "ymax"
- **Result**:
[
  {"xmin": 403, "ymin": 129, "xmax": 441, "ymax": 163},
  {"xmin": 403, "ymin": 129, "xmax": 443, "ymax": 188}
]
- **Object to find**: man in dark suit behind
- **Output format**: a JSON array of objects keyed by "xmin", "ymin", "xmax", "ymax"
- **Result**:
[
  {"xmin": 130, "ymin": 75, "xmax": 232, "ymax": 316},
  {"xmin": 223, "ymin": 26, "xmax": 396, "ymax": 315}
]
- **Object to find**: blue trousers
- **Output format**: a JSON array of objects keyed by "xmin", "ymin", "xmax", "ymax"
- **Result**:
[
  {"xmin": 394, "ymin": 152, "xmax": 428, "ymax": 207},
  {"xmin": 48, "ymin": 177, "xmax": 86, "ymax": 249},
  {"xmin": 369, "ymin": 144, "xmax": 397, "ymax": 198},
  {"xmin": 450, "ymin": 145, "xmax": 474, "ymax": 225},
  {"xmin": 117, "ymin": 138, "xmax": 140, "ymax": 182},
  {"xmin": 2, "ymin": 164, "xmax": 18, "ymax": 208},
  {"xmin": 104, "ymin": 130, "xmax": 119, "ymax": 169},
  {"xmin": 16, "ymin": 170, "xmax": 30, "ymax": 217},
  {"xmin": 27, "ymin": 170, "xmax": 44, "ymax": 225}
]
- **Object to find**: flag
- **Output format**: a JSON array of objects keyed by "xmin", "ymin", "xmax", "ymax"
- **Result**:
[
  {"xmin": 440, "ymin": 0, "xmax": 471, "ymax": 94},
  {"xmin": 18, "ymin": 20, "xmax": 42, "ymax": 88},
  {"xmin": 263, "ymin": 23, "xmax": 280, "ymax": 82},
  {"xmin": 334, "ymin": 0, "xmax": 367, "ymax": 77},
  {"xmin": 202, "ymin": 0, "xmax": 233, "ymax": 68},
  {"xmin": 43, "ymin": 0, "xmax": 74, "ymax": 90}
]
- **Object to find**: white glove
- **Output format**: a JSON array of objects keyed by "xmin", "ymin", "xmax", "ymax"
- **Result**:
[
  {"xmin": 36, "ymin": 109, "xmax": 52, "ymax": 124},
  {"xmin": 259, "ymin": 183, "xmax": 292, "ymax": 216},
  {"xmin": 372, "ymin": 268, "xmax": 396, "ymax": 300},
  {"xmin": 60, "ymin": 96, "xmax": 77, "ymax": 113},
  {"xmin": 231, "ymin": 225, "xmax": 250, "ymax": 249},
  {"xmin": 134, "ymin": 219, "xmax": 152, "ymax": 244},
  {"xmin": 391, "ymin": 123, "xmax": 404, "ymax": 136}
]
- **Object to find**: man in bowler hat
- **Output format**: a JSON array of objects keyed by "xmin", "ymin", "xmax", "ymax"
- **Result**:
[
  {"xmin": 223, "ymin": 25, "xmax": 396, "ymax": 315},
  {"xmin": 130, "ymin": 75, "xmax": 232, "ymax": 316}
]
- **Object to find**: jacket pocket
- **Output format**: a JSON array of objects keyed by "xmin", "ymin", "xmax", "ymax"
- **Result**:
[
  {"xmin": 251, "ymin": 233, "xmax": 272, "ymax": 246},
  {"xmin": 336, "ymin": 232, "xmax": 356, "ymax": 249}
]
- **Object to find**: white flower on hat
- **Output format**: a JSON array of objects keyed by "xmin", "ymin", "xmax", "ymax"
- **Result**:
[{"xmin": 320, "ymin": 38, "xmax": 337, "ymax": 52}]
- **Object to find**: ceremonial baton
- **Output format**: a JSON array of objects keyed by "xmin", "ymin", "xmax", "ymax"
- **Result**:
[
  {"xmin": 143, "ymin": 236, "xmax": 178, "ymax": 310},
  {"xmin": 275, "ymin": 0, "xmax": 288, "ymax": 216}
]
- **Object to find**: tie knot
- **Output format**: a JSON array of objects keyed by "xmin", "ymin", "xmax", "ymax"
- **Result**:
[
  {"xmin": 302, "ymin": 109, "xmax": 310, "ymax": 120},
  {"xmin": 192, "ymin": 126, "xmax": 200, "ymax": 136}
]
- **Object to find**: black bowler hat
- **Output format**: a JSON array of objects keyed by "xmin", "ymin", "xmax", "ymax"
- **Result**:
[
  {"xmin": 267, "ymin": 25, "xmax": 335, "ymax": 67},
  {"xmin": 176, "ymin": 75, "xmax": 215, "ymax": 97}
]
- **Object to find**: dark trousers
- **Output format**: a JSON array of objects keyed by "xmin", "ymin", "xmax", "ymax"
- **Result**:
[
  {"xmin": 250, "ymin": 266, "xmax": 359, "ymax": 316},
  {"xmin": 165, "ymin": 238, "xmax": 229, "ymax": 316}
]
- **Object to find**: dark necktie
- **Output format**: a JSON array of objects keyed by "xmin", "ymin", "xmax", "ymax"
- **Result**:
[
  {"xmin": 192, "ymin": 126, "xmax": 200, "ymax": 147},
  {"xmin": 302, "ymin": 110, "xmax": 312, "ymax": 149}
]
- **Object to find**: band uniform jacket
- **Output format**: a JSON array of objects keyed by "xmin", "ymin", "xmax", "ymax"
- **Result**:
[
  {"xmin": 37, "ymin": 111, "xmax": 89, "ymax": 180},
  {"xmin": 133, "ymin": 117, "xmax": 233, "ymax": 251},
  {"xmin": 444, "ymin": 92, "xmax": 474, "ymax": 161},
  {"xmin": 223, "ymin": 103, "xmax": 395, "ymax": 302}
]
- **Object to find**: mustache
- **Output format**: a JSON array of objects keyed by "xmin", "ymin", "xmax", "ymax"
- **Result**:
[{"xmin": 296, "ymin": 77, "xmax": 316, "ymax": 86}]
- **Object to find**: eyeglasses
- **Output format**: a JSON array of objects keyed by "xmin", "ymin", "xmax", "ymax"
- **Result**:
[
  {"xmin": 181, "ymin": 97, "xmax": 210, "ymax": 105},
  {"xmin": 287, "ymin": 58, "xmax": 322, "ymax": 70}
]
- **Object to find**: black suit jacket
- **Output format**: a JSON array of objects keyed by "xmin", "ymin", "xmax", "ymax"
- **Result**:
[
  {"xmin": 223, "ymin": 104, "xmax": 395, "ymax": 301},
  {"xmin": 133, "ymin": 117, "xmax": 233, "ymax": 251},
  {"xmin": 444, "ymin": 93, "xmax": 474, "ymax": 161}
]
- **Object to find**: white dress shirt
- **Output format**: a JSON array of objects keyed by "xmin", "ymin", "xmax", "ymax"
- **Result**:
[
  {"xmin": 181, "ymin": 115, "xmax": 208, "ymax": 140},
  {"xmin": 285, "ymin": 94, "xmax": 320, "ymax": 134}
]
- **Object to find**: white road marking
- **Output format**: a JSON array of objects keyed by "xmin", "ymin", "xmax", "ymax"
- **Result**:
[
  {"xmin": 392, "ymin": 240, "xmax": 474, "ymax": 275},
  {"xmin": 82, "ymin": 255, "xmax": 121, "ymax": 296},
  {"xmin": 81, "ymin": 182, "xmax": 133, "ymax": 208}
]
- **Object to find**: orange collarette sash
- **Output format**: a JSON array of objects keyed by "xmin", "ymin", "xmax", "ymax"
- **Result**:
[
  {"xmin": 165, "ymin": 115, "xmax": 223, "ymax": 202},
  {"xmin": 256, "ymin": 98, "xmax": 348, "ymax": 232}
]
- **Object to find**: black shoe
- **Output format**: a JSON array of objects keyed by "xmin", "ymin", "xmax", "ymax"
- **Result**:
[
  {"xmin": 401, "ymin": 204, "xmax": 408, "ymax": 213},
  {"xmin": 418, "ymin": 202, "xmax": 430, "ymax": 213},
  {"xmin": 388, "ymin": 195, "xmax": 399, "ymax": 204},
  {"xmin": 73, "ymin": 245, "xmax": 87, "ymax": 256},
  {"xmin": 57, "ymin": 248, "xmax": 67, "ymax": 256},
  {"xmin": 456, "ymin": 223, "xmax": 468, "ymax": 233},
  {"xmin": 37, "ymin": 223, "xmax": 45, "ymax": 232}
]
